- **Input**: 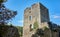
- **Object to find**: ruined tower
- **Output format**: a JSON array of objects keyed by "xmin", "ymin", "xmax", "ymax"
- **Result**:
[{"xmin": 23, "ymin": 3, "xmax": 50, "ymax": 37}]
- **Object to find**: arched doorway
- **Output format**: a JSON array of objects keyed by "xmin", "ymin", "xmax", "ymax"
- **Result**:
[{"xmin": 30, "ymin": 24, "xmax": 33, "ymax": 31}]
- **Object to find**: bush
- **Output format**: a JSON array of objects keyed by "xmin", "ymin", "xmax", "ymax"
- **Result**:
[{"xmin": 33, "ymin": 21, "xmax": 38, "ymax": 29}]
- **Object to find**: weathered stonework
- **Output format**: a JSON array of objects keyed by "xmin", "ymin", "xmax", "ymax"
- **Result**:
[
  {"xmin": 23, "ymin": 2, "xmax": 60, "ymax": 37},
  {"xmin": 23, "ymin": 3, "xmax": 50, "ymax": 37}
]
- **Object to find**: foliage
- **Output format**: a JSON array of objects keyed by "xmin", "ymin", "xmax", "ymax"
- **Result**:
[
  {"xmin": 31, "ymin": 28, "xmax": 44, "ymax": 37},
  {"xmin": 31, "ymin": 34, "xmax": 38, "ymax": 37},
  {"xmin": 0, "ymin": 0, "xmax": 5, "ymax": 3},
  {"xmin": 36, "ymin": 29, "xmax": 44, "ymax": 35},
  {"xmin": 0, "ymin": 1, "xmax": 17, "ymax": 24},
  {"xmin": 0, "ymin": 0, "xmax": 18, "ymax": 37},
  {"xmin": 0, "ymin": 25, "xmax": 10, "ymax": 36},
  {"xmin": 9, "ymin": 24, "xmax": 13, "ymax": 27},
  {"xmin": 33, "ymin": 21, "xmax": 38, "ymax": 29},
  {"xmin": 16, "ymin": 26, "xmax": 23, "ymax": 37},
  {"xmin": 44, "ymin": 26, "xmax": 49, "ymax": 30}
]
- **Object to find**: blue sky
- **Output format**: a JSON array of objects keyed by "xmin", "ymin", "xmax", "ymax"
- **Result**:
[{"xmin": 4, "ymin": 0, "xmax": 60, "ymax": 26}]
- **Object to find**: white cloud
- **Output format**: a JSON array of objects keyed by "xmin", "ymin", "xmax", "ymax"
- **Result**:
[
  {"xmin": 53, "ymin": 15, "xmax": 60, "ymax": 18},
  {"xmin": 18, "ymin": 20, "xmax": 23, "ymax": 23},
  {"xmin": 17, "ymin": 20, "xmax": 23, "ymax": 26}
]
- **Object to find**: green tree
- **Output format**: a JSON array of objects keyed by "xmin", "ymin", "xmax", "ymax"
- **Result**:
[
  {"xmin": 33, "ymin": 21, "xmax": 38, "ymax": 29},
  {"xmin": 16, "ymin": 26, "xmax": 23, "ymax": 37},
  {"xmin": 31, "ymin": 28, "xmax": 44, "ymax": 37}
]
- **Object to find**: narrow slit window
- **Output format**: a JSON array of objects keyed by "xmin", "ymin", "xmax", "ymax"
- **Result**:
[{"xmin": 29, "ymin": 16, "xmax": 32, "ymax": 20}]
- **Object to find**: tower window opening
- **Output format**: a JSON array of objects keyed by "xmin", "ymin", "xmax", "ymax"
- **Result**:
[{"xmin": 29, "ymin": 16, "xmax": 32, "ymax": 20}]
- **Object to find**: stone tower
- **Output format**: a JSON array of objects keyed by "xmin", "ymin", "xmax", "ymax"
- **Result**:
[{"xmin": 23, "ymin": 3, "xmax": 50, "ymax": 37}]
